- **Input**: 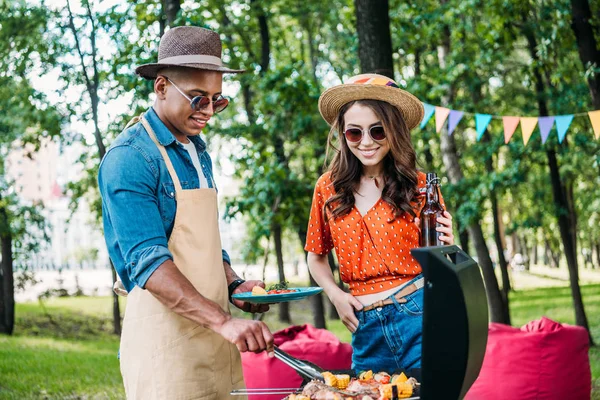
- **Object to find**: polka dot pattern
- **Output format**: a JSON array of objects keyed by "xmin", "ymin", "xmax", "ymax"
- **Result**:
[{"xmin": 304, "ymin": 171, "xmax": 443, "ymax": 295}]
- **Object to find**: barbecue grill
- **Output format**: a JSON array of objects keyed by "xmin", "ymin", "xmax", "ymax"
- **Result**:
[{"xmin": 233, "ymin": 245, "xmax": 489, "ymax": 400}]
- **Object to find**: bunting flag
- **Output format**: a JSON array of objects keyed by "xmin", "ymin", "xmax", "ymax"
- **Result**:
[
  {"xmin": 420, "ymin": 103, "xmax": 435, "ymax": 129},
  {"xmin": 555, "ymin": 115, "xmax": 574, "ymax": 143},
  {"xmin": 447, "ymin": 110, "xmax": 464, "ymax": 136},
  {"xmin": 502, "ymin": 116, "xmax": 520, "ymax": 144},
  {"xmin": 588, "ymin": 110, "xmax": 600, "ymax": 139},
  {"xmin": 418, "ymin": 101, "xmax": 599, "ymax": 146},
  {"xmin": 538, "ymin": 116, "xmax": 555, "ymax": 144},
  {"xmin": 520, "ymin": 117, "xmax": 538, "ymax": 146},
  {"xmin": 475, "ymin": 114, "xmax": 493, "ymax": 141},
  {"xmin": 435, "ymin": 107, "xmax": 451, "ymax": 133}
]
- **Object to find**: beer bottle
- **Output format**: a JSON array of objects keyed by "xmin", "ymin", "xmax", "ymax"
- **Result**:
[{"xmin": 420, "ymin": 172, "xmax": 445, "ymax": 247}]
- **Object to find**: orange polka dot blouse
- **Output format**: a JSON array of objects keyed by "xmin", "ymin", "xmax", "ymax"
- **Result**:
[{"xmin": 305, "ymin": 171, "xmax": 444, "ymax": 296}]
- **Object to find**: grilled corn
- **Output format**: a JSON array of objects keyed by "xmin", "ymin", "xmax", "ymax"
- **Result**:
[{"xmin": 379, "ymin": 382, "xmax": 414, "ymax": 399}]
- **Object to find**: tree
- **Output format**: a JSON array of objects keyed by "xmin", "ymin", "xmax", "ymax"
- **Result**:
[
  {"xmin": 355, "ymin": 0, "xmax": 394, "ymax": 77},
  {"xmin": 0, "ymin": 3, "xmax": 62, "ymax": 334},
  {"xmin": 61, "ymin": 0, "xmax": 120, "ymax": 334},
  {"xmin": 570, "ymin": 0, "xmax": 600, "ymax": 109}
]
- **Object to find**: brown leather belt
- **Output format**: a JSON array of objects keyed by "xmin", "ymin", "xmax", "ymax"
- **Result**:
[{"xmin": 361, "ymin": 277, "xmax": 425, "ymax": 312}]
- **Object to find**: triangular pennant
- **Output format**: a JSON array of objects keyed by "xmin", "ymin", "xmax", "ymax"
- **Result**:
[
  {"xmin": 520, "ymin": 117, "xmax": 538, "ymax": 146},
  {"xmin": 538, "ymin": 116, "xmax": 555, "ymax": 144},
  {"xmin": 447, "ymin": 110, "xmax": 464, "ymax": 135},
  {"xmin": 475, "ymin": 114, "xmax": 493, "ymax": 141},
  {"xmin": 555, "ymin": 115, "xmax": 574, "ymax": 143},
  {"xmin": 588, "ymin": 110, "xmax": 600, "ymax": 139},
  {"xmin": 420, "ymin": 103, "xmax": 435, "ymax": 129},
  {"xmin": 435, "ymin": 107, "xmax": 451, "ymax": 133},
  {"xmin": 502, "ymin": 116, "xmax": 520, "ymax": 144}
]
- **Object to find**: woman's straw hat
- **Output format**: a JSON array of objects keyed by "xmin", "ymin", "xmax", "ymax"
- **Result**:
[
  {"xmin": 318, "ymin": 74, "xmax": 424, "ymax": 130},
  {"xmin": 135, "ymin": 26, "xmax": 244, "ymax": 79}
]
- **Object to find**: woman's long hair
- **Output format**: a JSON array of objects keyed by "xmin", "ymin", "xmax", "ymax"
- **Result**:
[{"xmin": 324, "ymin": 99, "xmax": 419, "ymax": 221}]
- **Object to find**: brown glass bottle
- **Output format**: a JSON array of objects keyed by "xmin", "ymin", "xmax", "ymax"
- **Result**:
[{"xmin": 419, "ymin": 172, "xmax": 445, "ymax": 247}]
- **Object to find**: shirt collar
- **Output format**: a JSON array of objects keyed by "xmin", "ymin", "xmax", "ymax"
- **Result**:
[{"xmin": 144, "ymin": 107, "xmax": 206, "ymax": 152}]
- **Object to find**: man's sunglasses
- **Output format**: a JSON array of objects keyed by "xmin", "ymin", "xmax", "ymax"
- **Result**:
[
  {"xmin": 162, "ymin": 76, "xmax": 229, "ymax": 114},
  {"xmin": 344, "ymin": 126, "xmax": 386, "ymax": 143}
]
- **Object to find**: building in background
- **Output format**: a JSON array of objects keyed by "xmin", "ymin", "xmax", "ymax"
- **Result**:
[
  {"xmin": 5, "ymin": 138, "xmax": 109, "ymax": 271},
  {"xmin": 5, "ymin": 138, "xmax": 247, "ymax": 271}
]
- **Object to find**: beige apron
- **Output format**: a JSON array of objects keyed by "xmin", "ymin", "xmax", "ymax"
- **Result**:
[{"xmin": 119, "ymin": 116, "xmax": 246, "ymax": 400}]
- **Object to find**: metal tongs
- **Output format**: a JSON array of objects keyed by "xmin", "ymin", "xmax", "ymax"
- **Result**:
[
  {"xmin": 273, "ymin": 347, "xmax": 325, "ymax": 382},
  {"xmin": 230, "ymin": 347, "xmax": 325, "ymax": 396}
]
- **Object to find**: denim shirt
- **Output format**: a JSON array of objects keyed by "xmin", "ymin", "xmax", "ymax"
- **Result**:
[{"xmin": 98, "ymin": 107, "xmax": 231, "ymax": 292}]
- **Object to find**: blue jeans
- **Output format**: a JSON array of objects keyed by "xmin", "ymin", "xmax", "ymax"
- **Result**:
[{"xmin": 351, "ymin": 274, "xmax": 424, "ymax": 374}]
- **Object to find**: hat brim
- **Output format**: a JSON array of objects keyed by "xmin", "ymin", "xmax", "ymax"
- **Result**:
[
  {"xmin": 318, "ymin": 84, "xmax": 424, "ymax": 130},
  {"xmin": 135, "ymin": 63, "xmax": 245, "ymax": 79}
]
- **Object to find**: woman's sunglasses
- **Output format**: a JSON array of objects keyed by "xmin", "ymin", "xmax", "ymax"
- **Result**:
[
  {"xmin": 163, "ymin": 76, "xmax": 229, "ymax": 114},
  {"xmin": 344, "ymin": 126, "xmax": 386, "ymax": 143}
]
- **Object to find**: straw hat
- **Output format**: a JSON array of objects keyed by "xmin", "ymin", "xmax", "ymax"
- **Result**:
[
  {"xmin": 318, "ymin": 74, "xmax": 424, "ymax": 130},
  {"xmin": 135, "ymin": 26, "xmax": 244, "ymax": 79}
]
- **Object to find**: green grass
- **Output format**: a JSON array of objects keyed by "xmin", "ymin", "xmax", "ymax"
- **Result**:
[
  {"xmin": 0, "ymin": 297, "xmax": 125, "ymax": 400},
  {"xmin": 0, "ymin": 285, "xmax": 598, "ymax": 399}
]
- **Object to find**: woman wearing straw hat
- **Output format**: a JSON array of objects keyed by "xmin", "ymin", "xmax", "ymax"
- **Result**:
[
  {"xmin": 305, "ymin": 74, "xmax": 455, "ymax": 374},
  {"xmin": 99, "ymin": 26, "xmax": 273, "ymax": 399}
]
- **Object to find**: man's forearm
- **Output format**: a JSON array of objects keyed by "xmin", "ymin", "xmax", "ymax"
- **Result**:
[
  {"xmin": 223, "ymin": 261, "xmax": 241, "ymax": 285},
  {"xmin": 144, "ymin": 259, "xmax": 230, "ymax": 331}
]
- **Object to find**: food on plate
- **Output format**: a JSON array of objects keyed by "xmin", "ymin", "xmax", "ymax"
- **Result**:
[
  {"xmin": 286, "ymin": 370, "xmax": 419, "ymax": 400},
  {"xmin": 251, "ymin": 286, "xmax": 267, "ymax": 295},
  {"xmin": 251, "ymin": 281, "xmax": 300, "ymax": 295}
]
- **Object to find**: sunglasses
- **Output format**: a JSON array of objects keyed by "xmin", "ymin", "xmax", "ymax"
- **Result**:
[
  {"xmin": 344, "ymin": 125, "xmax": 386, "ymax": 143},
  {"xmin": 163, "ymin": 76, "xmax": 229, "ymax": 114}
]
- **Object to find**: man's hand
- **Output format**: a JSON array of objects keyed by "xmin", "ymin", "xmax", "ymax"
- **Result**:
[
  {"xmin": 231, "ymin": 280, "xmax": 270, "ymax": 313},
  {"xmin": 214, "ymin": 315, "xmax": 274, "ymax": 356}
]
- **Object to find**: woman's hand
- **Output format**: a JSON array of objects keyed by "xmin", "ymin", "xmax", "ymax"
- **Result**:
[
  {"xmin": 414, "ymin": 211, "xmax": 455, "ymax": 245},
  {"xmin": 436, "ymin": 211, "xmax": 454, "ymax": 245},
  {"xmin": 330, "ymin": 290, "xmax": 364, "ymax": 333}
]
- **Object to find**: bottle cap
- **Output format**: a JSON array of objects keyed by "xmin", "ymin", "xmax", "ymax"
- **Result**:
[{"xmin": 426, "ymin": 172, "xmax": 438, "ymax": 185}]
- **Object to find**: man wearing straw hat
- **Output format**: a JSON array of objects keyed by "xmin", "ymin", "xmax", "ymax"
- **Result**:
[{"xmin": 99, "ymin": 26, "xmax": 273, "ymax": 399}]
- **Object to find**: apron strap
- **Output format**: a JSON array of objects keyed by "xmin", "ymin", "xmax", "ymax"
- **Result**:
[{"xmin": 140, "ymin": 116, "xmax": 183, "ymax": 193}]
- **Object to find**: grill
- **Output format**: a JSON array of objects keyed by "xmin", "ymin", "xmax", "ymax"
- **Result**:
[{"xmin": 232, "ymin": 245, "xmax": 488, "ymax": 400}]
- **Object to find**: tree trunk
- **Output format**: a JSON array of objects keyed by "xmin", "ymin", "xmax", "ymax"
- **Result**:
[
  {"xmin": 481, "ymin": 123, "xmax": 511, "ymax": 298},
  {"xmin": 68, "ymin": 0, "xmax": 120, "ymax": 335},
  {"xmin": 327, "ymin": 252, "xmax": 340, "ymax": 320},
  {"xmin": 532, "ymin": 231, "xmax": 539, "ymax": 266},
  {"xmin": 570, "ymin": 0, "xmax": 600, "ymax": 109},
  {"xmin": 297, "ymin": 230, "xmax": 326, "ymax": 329},
  {"xmin": 163, "ymin": 0, "xmax": 181, "ymax": 26},
  {"xmin": 437, "ymin": 16, "xmax": 508, "ymax": 323},
  {"xmin": 251, "ymin": 0, "xmax": 270, "ymax": 73},
  {"xmin": 521, "ymin": 236, "xmax": 530, "ymax": 270},
  {"xmin": 354, "ymin": 0, "xmax": 394, "ymax": 78},
  {"xmin": 439, "ymin": 116, "xmax": 507, "ymax": 322},
  {"xmin": 595, "ymin": 242, "xmax": 600, "ymax": 269},
  {"xmin": 110, "ymin": 260, "xmax": 121, "ymax": 335},
  {"xmin": 522, "ymin": 22, "xmax": 593, "ymax": 342},
  {"xmin": 273, "ymin": 223, "xmax": 290, "ymax": 323},
  {"xmin": 455, "ymin": 217, "xmax": 470, "ymax": 255},
  {"xmin": 0, "ymin": 201, "xmax": 14, "ymax": 335},
  {"xmin": 489, "ymin": 176, "xmax": 512, "ymax": 308}
]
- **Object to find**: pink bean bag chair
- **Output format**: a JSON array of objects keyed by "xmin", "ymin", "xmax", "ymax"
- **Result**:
[
  {"xmin": 465, "ymin": 317, "xmax": 591, "ymax": 400},
  {"xmin": 241, "ymin": 324, "xmax": 352, "ymax": 399}
]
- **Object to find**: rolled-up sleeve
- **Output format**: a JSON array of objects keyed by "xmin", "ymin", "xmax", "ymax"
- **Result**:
[{"xmin": 99, "ymin": 145, "xmax": 173, "ymax": 289}]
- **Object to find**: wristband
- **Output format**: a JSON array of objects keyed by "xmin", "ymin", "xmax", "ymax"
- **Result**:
[{"xmin": 227, "ymin": 279, "xmax": 246, "ymax": 303}]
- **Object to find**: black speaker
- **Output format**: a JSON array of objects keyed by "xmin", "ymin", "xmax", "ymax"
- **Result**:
[{"xmin": 411, "ymin": 245, "xmax": 488, "ymax": 400}]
